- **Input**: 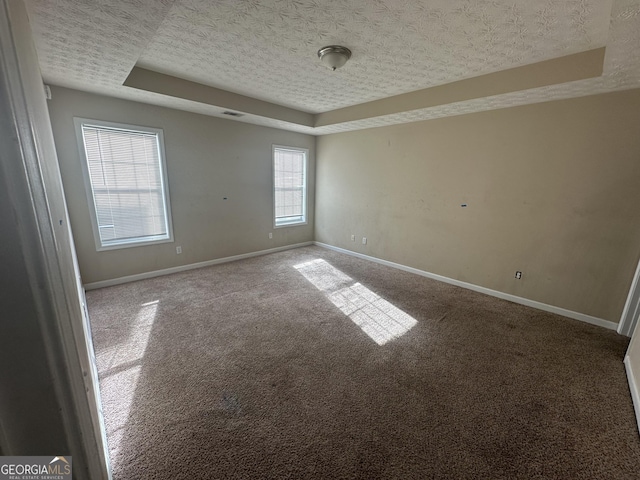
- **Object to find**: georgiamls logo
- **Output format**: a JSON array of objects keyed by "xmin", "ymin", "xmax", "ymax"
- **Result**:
[{"xmin": 0, "ymin": 456, "xmax": 72, "ymax": 477}]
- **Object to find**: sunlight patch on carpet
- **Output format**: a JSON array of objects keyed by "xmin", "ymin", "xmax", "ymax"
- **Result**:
[
  {"xmin": 294, "ymin": 259, "xmax": 417, "ymax": 345},
  {"xmin": 100, "ymin": 300, "xmax": 158, "ymax": 459}
]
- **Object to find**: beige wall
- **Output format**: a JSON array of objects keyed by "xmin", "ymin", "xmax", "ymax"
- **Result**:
[
  {"xmin": 48, "ymin": 87, "xmax": 315, "ymax": 284},
  {"xmin": 316, "ymin": 89, "xmax": 640, "ymax": 323}
]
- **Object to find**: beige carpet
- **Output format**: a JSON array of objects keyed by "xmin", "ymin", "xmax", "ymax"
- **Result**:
[{"xmin": 87, "ymin": 245, "xmax": 640, "ymax": 479}]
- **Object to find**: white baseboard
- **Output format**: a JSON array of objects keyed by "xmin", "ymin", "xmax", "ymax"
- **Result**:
[
  {"xmin": 314, "ymin": 241, "xmax": 618, "ymax": 331},
  {"xmin": 624, "ymin": 356, "xmax": 640, "ymax": 435},
  {"xmin": 84, "ymin": 241, "xmax": 313, "ymax": 290},
  {"xmin": 84, "ymin": 239, "xmax": 619, "ymax": 331}
]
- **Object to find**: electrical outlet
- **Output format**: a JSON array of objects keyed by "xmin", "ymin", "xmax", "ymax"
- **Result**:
[
  {"xmin": 362, "ymin": 237, "xmax": 367, "ymax": 245},
  {"xmin": 269, "ymin": 232, "xmax": 273, "ymax": 239},
  {"xmin": 351, "ymin": 234, "xmax": 355, "ymax": 242},
  {"xmin": 176, "ymin": 246, "xmax": 182, "ymax": 254},
  {"xmin": 515, "ymin": 271, "xmax": 522, "ymax": 279}
]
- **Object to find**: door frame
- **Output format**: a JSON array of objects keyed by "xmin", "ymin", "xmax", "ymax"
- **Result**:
[
  {"xmin": 619, "ymin": 257, "xmax": 640, "ymax": 337},
  {"xmin": 0, "ymin": 0, "xmax": 110, "ymax": 476}
]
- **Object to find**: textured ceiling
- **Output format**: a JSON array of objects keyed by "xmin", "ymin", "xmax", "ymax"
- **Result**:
[
  {"xmin": 23, "ymin": 0, "xmax": 640, "ymax": 135},
  {"xmin": 138, "ymin": 0, "xmax": 611, "ymax": 113},
  {"xmin": 25, "ymin": 0, "xmax": 175, "ymax": 88}
]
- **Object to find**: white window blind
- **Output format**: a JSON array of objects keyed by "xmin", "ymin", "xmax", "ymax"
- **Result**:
[
  {"xmin": 77, "ymin": 120, "xmax": 173, "ymax": 249},
  {"xmin": 274, "ymin": 146, "xmax": 307, "ymax": 227}
]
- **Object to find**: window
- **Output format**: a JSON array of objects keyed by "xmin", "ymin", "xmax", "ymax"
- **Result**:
[
  {"xmin": 75, "ymin": 118, "xmax": 173, "ymax": 250},
  {"xmin": 273, "ymin": 146, "xmax": 308, "ymax": 227}
]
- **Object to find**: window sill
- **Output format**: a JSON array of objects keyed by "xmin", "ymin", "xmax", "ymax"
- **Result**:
[
  {"xmin": 96, "ymin": 235, "xmax": 174, "ymax": 252},
  {"xmin": 274, "ymin": 220, "xmax": 308, "ymax": 229}
]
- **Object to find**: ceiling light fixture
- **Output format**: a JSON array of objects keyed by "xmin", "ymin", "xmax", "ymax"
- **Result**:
[{"xmin": 317, "ymin": 45, "xmax": 352, "ymax": 71}]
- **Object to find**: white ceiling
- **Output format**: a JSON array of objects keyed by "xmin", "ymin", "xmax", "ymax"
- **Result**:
[{"xmin": 24, "ymin": 0, "xmax": 640, "ymax": 135}]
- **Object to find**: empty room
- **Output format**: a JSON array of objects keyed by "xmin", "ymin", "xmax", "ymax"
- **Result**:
[{"xmin": 3, "ymin": 0, "xmax": 640, "ymax": 478}]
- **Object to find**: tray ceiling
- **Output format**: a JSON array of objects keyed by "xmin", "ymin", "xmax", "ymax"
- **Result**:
[{"xmin": 24, "ymin": 0, "xmax": 640, "ymax": 135}]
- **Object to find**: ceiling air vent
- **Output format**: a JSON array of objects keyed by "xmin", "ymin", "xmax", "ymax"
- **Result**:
[{"xmin": 222, "ymin": 111, "xmax": 243, "ymax": 117}]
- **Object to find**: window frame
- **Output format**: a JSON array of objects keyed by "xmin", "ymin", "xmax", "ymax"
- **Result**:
[
  {"xmin": 74, "ymin": 117, "xmax": 174, "ymax": 251},
  {"xmin": 272, "ymin": 145, "xmax": 308, "ymax": 229}
]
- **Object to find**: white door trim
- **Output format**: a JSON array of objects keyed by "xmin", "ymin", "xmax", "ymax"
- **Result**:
[
  {"xmin": 618, "ymin": 257, "xmax": 640, "ymax": 337},
  {"xmin": 624, "ymin": 356, "xmax": 640, "ymax": 435},
  {"xmin": 0, "ymin": 0, "xmax": 110, "ymax": 476}
]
